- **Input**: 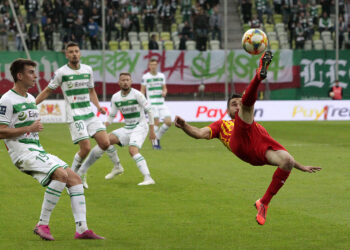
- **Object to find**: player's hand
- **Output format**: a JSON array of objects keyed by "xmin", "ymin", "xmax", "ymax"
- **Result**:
[
  {"xmin": 174, "ymin": 116, "xmax": 186, "ymax": 128},
  {"xmin": 162, "ymin": 90, "xmax": 167, "ymax": 97},
  {"xmin": 302, "ymin": 166, "xmax": 322, "ymax": 173},
  {"xmin": 99, "ymin": 107, "xmax": 107, "ymax": 115},
  {"xmin": 149, "ymin": 129, "xmax": 156, "ymax": 140},
  {"xmin": 28, "ymin": 119, "xmax": 43, "ymax": 133}
]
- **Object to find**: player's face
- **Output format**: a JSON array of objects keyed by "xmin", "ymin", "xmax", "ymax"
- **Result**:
[
  {"xmin": 228, "ymin": 98, "xmax": 242, "ymax": 119},
  {"xmin": 149, "ymin": 61, "xmax": 158, "ymax": 73},
  {"xmin": 18, "ymin": 65, "xmax": 37, "ymax": 88},
  {"xmin": 119, "ymin": 75, "xmax": 132, "ymax": 91},
  {"xmin": 65, "ymin": 46, "xmax": 81, "ymax": 65}
]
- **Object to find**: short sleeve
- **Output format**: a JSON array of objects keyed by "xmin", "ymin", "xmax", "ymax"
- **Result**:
[
  {"xmin": 207, "ymin": 120, "xmax": 222, "ymax": 139},
  {"xmin": 48, "ymin": 69, "xmax": 62, "ymax": 90},
  {"xmin": 0, "ymin": 98, "xmax": 13, "ymax": 126},
  {"xmin": 88, "ymin": 66, "xmax": 94, "ymax": 88}
]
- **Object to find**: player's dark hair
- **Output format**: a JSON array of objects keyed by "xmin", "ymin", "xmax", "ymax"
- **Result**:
[
  {"xmin": 119, "ymin": 72, "xmax": 131, "ymax": 78},
  {"xmin": 150, "ymin": 58, "xmax": 158, "ymax": 63},
  {"xmin": 65, "ymin": 41, "xmax": 80, "ymax": 50},
  {"xmin": 10, "ymin": 58, "xmax": 37, "ymax": 82},
  {"xmin": 227, "ymin": 93, "xmax": 242, "ymax": 108}
]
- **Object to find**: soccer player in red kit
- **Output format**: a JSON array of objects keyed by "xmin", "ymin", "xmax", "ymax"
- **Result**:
[{"xmin": 175, "ymin": 51, "xmax": 321, "ymax": 225}]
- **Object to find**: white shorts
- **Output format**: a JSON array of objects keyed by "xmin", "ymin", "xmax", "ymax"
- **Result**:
[
  {"xmin": 69, "ymin": 116, "xmax": 106, "ymax": 144},
  {"xmin": 111, "ymin": 123, "xmax": 148, "ymax": 149},
  {"xmin": 16, "ymin": 150, "xmax": 68, "ymax": 186},
  {"xmin": 152, "ymin": 104, "xmax": 171, "ymax": 120}
]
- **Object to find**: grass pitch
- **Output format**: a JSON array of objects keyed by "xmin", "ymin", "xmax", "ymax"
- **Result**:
[{"xmin": 0, "ymin": 121, "xmax": 350, "ymax": 249}]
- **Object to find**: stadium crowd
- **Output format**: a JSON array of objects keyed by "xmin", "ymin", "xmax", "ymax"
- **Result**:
[
  {"xmin": 240, "ymin": 0, "xmax": 350, "ymax": 50},
  {"xmin": 0, "ymin": 0, "xmax": 221, "ymax": 51}
]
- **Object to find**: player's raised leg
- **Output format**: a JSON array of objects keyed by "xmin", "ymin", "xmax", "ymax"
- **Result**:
[
  {"xmin": 65, "ymin": 168, "xmax": 104, "ymax": 239},
  {"xmin": 255, "ymin": 150, "xmax": 294, "ymax": 225},
  {"xmin": 34, "ymin": 168, "xmax": 68, "ymax": 241},
  {"xmin": 239, "ymin": 50, "xmax": 273, "ymax": 125}
]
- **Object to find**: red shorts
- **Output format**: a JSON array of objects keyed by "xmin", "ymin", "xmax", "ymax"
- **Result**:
[{"xmin": 229, "ymin": 114, "xmax": 286, "ymax": 166}]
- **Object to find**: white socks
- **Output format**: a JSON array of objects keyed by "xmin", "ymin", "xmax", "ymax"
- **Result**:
[
  {"xmin": 71, "ymin": 153, "xmax": 83, "ymax": 172},
  {"xmin": 77, "ymin": 145, "xmax": 104, "ymax": 176},
  {"xmin": 78, "ymin": 145, "xmax": 121, "ymax": 176},
  {"xmin": 68, "ymin": 184, "xmax": 88, "ymax": 234},
  {"xmin": 106, "ymin": 145, "xmax": 121, "ymax": 168},
  {"xmin": 133, "ymin": 153, "xmax": 150, "ymax": 176},
  {"xmin": 156, "ymin": 124, "xmax": 170, "ymax": 140},
  {"xmin": 38, "ymin": 180, "xmax": 66, "ymax": 225}
]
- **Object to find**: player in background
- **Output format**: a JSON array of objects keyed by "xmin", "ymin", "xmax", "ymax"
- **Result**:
[
  {"xmin": 36, "ymin": 41, "xmax": 118, "ymax": 189},
  {"xmin": 175, "ymin": 51, "xmax": 321, "ymax": 225},
  {"xmin": 0, "ymin": 59, "xmax": 104, "ymax": 240},
  {"xmin": 78, "ymin": 73, "xmax": 156, "ymax": 186},
  {"xmin": 141, "ymin": 59, "xmax": 171, "ymax": 149}
]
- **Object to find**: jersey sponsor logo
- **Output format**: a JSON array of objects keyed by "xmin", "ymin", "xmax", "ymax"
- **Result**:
[
  {"xmin": 29, "ymin": 110, "xmax": 39, "ymax": 118},
  {"xmin": 0, "ymin": 105, "xmax": 6, "ymax": 115},
  {"xmin": 67, "ymin": 82, "xmax": 74, "ymax": 88},
  {"xmin": 18, "ymin": 111, "xmax": 27, "ymax": 121}
]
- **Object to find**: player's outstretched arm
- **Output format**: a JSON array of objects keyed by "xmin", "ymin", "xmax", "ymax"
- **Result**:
[
  {"xmin": 175, "ymin": 115, "xmax": 210, "ymax": 139},
  {"xmin": 36, "ymin": 87, "xmax": 53, "ymax": 105},
  {"xmin": 294, "ymin": 161, "xmax": 322, "ymax": 173},
  {"xmin": 0, "ymin": 120, "xmax": 43, "ymax": 139}
]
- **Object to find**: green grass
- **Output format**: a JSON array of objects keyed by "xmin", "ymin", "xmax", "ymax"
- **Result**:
[{"xmin": 1, "ymin": 121, "xmax": 350, "ymax": 249}]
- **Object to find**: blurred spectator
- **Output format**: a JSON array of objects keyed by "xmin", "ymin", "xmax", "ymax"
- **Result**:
[
  {"xmin": 41, "ymin": 11, "xmax": 48, "ymax": 26},
  {"xmin": 43, "ymin": 17, "xmax": 54, "ymax": 50},
  {"xmin": 143, "ymin": 0, "xmax": 156, "ymax": 32},
  {"xmin": 14, "ymin": 15, "xmax": 26, "ymax": 51},
  {"xmin": 309, "ymin": 1, "xmax": 319, "ymax": 25},
  {"xmin": 82, "ymin": 0, "xmax": 92, "ymax": 26},
  {"xmin": 210, "ymin": 5, "xmax": 221, "ymax": 42},
  {"xmin": 182, "ymin": 20, "xmax": 193, "ymax": 39},
  {"xmin": 273, "ymin": 0, "xmax": 282, "ymax": 14},
  {"xmin": 249, "ymin": 14, "xmax": 262, "ymax": 28},
  {"xmin": 338, "ymin": 15, "xmax": 346, "ymax": 49},
  {"xmin": 256, "ymin": 0, "xmax": 272, "ymax": 24},
  {"xmin": 91, "ymin": 7, "xmax": 101, "ymax": 26},
  {"xmin": 0, "ymin": 16, "xmax": 8, "ymax": 50},
  {"xmin": 111, "ymin": 0, "xmax": 120, "ymax": 10},
  {"xmin": 294, "ymin": 21, "xmax": 305, "ymax": 49},
  {"xmin": 77, "ymin": 8, "xmax": 85, "ymax": 24},
  {"xmin": 160, "ymin": 0, "xmax": 175, "ymax": 32},
  {"xmin": 28, "ymin": 18, "xmax": 40, "ymax": 50},
  {"xmin": 72, "ymin": 18, "xmax": 85, "ymax": 49},
  {"xmin": 299, "ymin": 11, "xmax": 312, "ymax": 40},
  {"xmin": 121, "ymin": 12, "xmax": 131, "ymax": 40},
  {"xmin": 42, "ymin": 0, "xmax": 53, "ymax": 14},
  {"xmin": 25, "ymin": 0, "xmax": 39, "ymax": 22},
  {"xmin": 241, "ymin": 0, "xmax": 252, "ymax": 23},
  {"xmin": 106, "ymin": 9, "xmax": 119, "ymax": 42},
  {"xmin": 193, "ymin": 6, "xmax": 209, "ymax": 51},
  {"xmin": 87, "ymin": 18, "xmax": 99, "ymax": 49},
  {"xmin": 179, "ymin": 33, "xmax": 187, "ymax": 50},
  {"xmin": 129, "ymin": 1, "xmax": 140, "ymax": 32},
  {"xmin": 319, "ymin": 12, "xmax": 333, "ymax": 33},
  {"xmin": 181, "ymin": 0, "xmax": 192, "ymax": 23},
  {"xmin": 320, "ymin": 0, "xmax": 331, "ymax": 17},
  {"xmin": 149, "ymin": 34, "xmax": 159, "ymax": 49},
  {"xmin": 328, "ymin": 80, "xmax": 343, "ymax": 100}
]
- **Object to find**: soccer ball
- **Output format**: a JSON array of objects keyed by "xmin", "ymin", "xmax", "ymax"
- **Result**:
[{"xmin": 242, "ymin": 29, "xmax": 268, "ymax": 55}]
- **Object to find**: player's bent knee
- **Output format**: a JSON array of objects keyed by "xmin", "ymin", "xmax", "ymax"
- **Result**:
[
  {"xmin": 66, "ymin": 170, "xmax": 82, "ymax": 187},
  {"xmin": 98, "ymin": 140, "xmax": 110, "ymax": 151},
  {"xmin": 51, "ymin": 167, "xmax": 69, "ymax": 183},
  {"xmin": 129, "ymin": 146, "xmax": 139, "ymax": 156}
]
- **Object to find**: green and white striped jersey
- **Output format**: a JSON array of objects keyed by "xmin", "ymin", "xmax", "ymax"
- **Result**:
[
  {"xmin": 109, "ymin": 88, "xmax": 152, "ymax": 129},
  {"xmin": 48, "ymin": 64, "xmax": 95, "ymax": 123},
  {"xmin": 0, "ymin": 90, "xmax": 43, "ymax": 164},
  {"xmin": 141, "ymin": 72, "xmax": 166, "ymax": 106}
]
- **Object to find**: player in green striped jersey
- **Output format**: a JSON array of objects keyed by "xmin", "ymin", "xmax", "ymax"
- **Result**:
[
  {"xmin": 36, "ymin": 42, "xmax": 119, "ymax": 189},
  {"xmin": 0, "ymin": 59, "xmax": 104, "ymax": 240},
  {"xmin": 141, "ymin": 59, "xmax": 172, "ymax": 150},
  {"xmin": 78, "ymin": 73, "xmax": 157, "ymax": 185}
]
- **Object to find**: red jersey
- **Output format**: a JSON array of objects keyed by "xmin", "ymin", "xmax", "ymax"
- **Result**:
[{"xmin": 208, "ymin": 115, "xmax": 286, "ymax": 166}]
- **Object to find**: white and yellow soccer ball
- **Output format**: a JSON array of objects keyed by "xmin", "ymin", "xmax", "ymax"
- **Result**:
[{"xmin": 242, "ymin": 28, "xmax": 268, "ymax": 55}]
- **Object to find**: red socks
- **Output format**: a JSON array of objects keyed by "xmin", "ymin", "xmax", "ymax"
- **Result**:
[
  {"xmin": 260, "ymin": 168, "xmax": 291, "ymax": 206},
  {"xmin": 241, "ymin": 74, "xmax": 261, "ymax": 107}
]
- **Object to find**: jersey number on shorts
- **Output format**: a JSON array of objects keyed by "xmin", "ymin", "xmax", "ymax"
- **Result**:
[
  {"xmin": 36, "ymin": 153, "xmax": 49, "ymax": 163},
  {"xmin": 75, "ymin": 121, "xmax": 85, "ymax": 131}
]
